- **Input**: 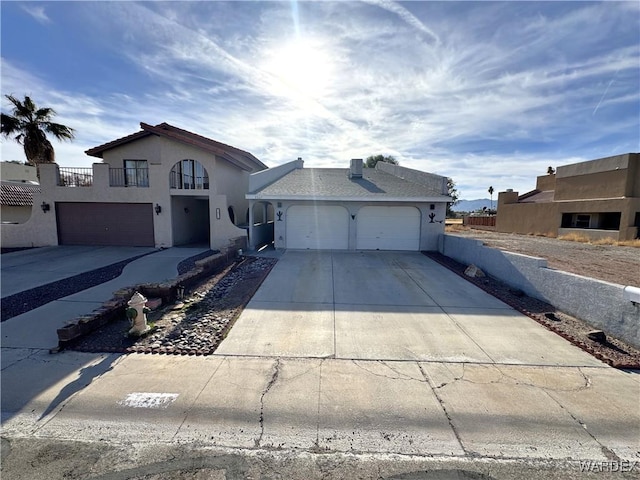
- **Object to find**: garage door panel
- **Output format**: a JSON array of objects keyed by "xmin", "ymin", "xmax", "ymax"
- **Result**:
[
  {"xmin": 357, "ymin": 206, "xmax": 420, "ymax": 251},
  {"xmin": 57, "ymin": 203, "xmax": 155, "ymax": 246},
  {"xmin": 286, "ymin": 205, "xmax": 348, "ymax": 250}
]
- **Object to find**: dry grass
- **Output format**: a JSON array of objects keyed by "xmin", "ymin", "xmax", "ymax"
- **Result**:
[
  {"xmin": 592, "ymin": 238, "xmax": 617, "ymax": 246},
  {"xmin": 528, "ymin": 231, "xmax": 557, "ymax": 238},
  {"xmin": 445, "ymin": 224, "xmax": 469, "ymax": 232},
  {"xmin": 558, "ymin": 233, "xmax": 640, "ymax": 248},
  {"xmin": 558, "ymin": 233, "xmax": 591, "ymax": 243},
  {"xmin": 617, "ymin": 239, "xmax": 640, "ymax": 248}
]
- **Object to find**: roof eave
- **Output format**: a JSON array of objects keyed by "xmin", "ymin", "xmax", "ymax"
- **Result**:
[
  {"xmin": 85, "ymin": 130, "xmax": 152, "ymax": 158},
  {"xmin": 141, "ymin": 123, "xmax": 264, "ymax": 171},
  {"xmin": 246, "ymin": 194, "xmax": 452, "ymax": 202}
]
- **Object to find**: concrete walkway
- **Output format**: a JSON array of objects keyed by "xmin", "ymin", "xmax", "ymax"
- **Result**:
[
  {"xmin": 1, "ymin": 247, "xmax": 209, "ymax": 350},
  {"xmin": 1, "ymin": 246, "xmax": 156, "ymax": 298},
  {"xmin": 1, "ymin": 246, "xmax": 208, "ymax": 427},
  {"xmin": 2, "ymin": 250, "xmax": 638, "ymax": 468}
]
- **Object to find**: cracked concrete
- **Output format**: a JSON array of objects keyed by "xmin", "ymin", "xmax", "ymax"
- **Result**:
[
  {"xmin": 256, "ymin": 358, "xmax": 281, "ymax": 447},
  {"xmin": 2, "ymin": 251, "xmax": 639, "ymax": 478}
]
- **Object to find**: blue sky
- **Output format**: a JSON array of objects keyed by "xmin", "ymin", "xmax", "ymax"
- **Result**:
[{"xmin": 2, "ymin": 1, "xmax": 638, "ymax": 199}]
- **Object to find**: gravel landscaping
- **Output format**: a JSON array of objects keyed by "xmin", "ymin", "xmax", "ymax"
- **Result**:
[
  {"xmin": 67, "ymin": 247, "xmax": 640, "ymax": 368},
  {"xmin": 69, "ymin": 256, "xmax": 277, "ymax": 355}
]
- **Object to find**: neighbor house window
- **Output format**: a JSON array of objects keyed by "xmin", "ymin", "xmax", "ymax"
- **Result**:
[
  {"xmin": 561, "ymin": 212, "xmax": 621, "ymax": 230},
  {"xmin": 124, "ymin": 160, "xmax": 149, "ymax": 187},
  {"xmin": 575, "ymin": 214, "xmax": 591, "ymax": 228},
  {"xmin": 170, "ymin": 159, "xmax": 209, "ymax": 190}
]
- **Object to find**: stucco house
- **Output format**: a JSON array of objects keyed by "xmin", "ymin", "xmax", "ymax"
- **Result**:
[
  {"xmin": 1, "ymin": 182, "xmax": 40, "ymax": 224},
  {"xmin": 1, "ymin": 123, "xmax": 267, "ymax": 250},
  {"xmin": 246, "ymin": 158, "xmax": 451, "ymax": 251},
  {"xmin": 496, "ymin": 153, "xmax": 640, "ymax": 241},
  {"xmin": 1, "ymin": 162, "xmax": 39, "ymax": 224}
]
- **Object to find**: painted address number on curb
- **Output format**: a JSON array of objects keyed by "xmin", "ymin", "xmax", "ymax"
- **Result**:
[{"xmin": 118, "ymin": 392, "xmax": 179, "ymax": 409}]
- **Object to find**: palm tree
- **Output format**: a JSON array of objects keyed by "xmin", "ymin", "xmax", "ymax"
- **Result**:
[
  {"xmin": 488, "ymin": 185, "xmax": 494, "ymax": 212},
  {"xmin": 1, "ymin": 95, "xmax": 75, "ymax": 176}
]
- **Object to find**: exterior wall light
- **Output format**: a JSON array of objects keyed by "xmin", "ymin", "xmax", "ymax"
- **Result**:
[
  {"xmin": 216, "ymin": 208, "xmax": 221, "ymax": 219},
  {"xmin": 155, "ymin": 204, "xmax": 162, "ymax": 215},
  {"xmin": 41, "ymin": 202, "xmax": 51, "ymax": 213}
]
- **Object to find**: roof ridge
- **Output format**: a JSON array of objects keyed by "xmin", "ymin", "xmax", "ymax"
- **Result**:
[
  {"xmin": 85, "ymin": 122, "xmax": 266, "ymax": 171},
  {"xmin": 141, "ymin": 123, "xmax": 265, "ymax": 168}
]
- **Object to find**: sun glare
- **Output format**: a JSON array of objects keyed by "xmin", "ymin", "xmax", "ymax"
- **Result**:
[{"xmin": 264, "ymin": 39, "xmax": 334, "ymax": 100}]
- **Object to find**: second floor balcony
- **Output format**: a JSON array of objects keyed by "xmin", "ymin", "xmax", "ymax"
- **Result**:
[{"xmin": 58, "ymin": 166, "xmax": 149, "ymax": 187}]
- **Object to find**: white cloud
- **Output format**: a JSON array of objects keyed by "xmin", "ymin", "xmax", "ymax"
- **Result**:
[
  {"xmin": 360, "ymin": 0, "xmax": 441, "ymax": 45},
  {"xmin": 20, "ymin": 5, "xmax": 51, "ymax": 25},
  {"xmin": 2, "ymin": 1, "xmax": 637, "ymax": 200}
]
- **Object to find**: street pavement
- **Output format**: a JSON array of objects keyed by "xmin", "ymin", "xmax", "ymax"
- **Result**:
[{"xmin": 1, "ymin": 249, "xmax": 639, "ymax": 479}]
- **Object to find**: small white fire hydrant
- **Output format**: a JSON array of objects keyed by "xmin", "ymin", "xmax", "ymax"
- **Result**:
[{"xmin": 126, "ymin": 291, "xmax": 151, "ymax": 336}]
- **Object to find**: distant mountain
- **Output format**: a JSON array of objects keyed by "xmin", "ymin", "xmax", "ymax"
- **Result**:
[{"xmin": 451, "ymin": 198, "xmax": 493, "ymax": 212}]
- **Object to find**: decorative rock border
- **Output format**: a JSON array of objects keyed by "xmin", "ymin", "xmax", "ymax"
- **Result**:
[
  {"xmin": 67, "ymin": 256, "xmax": 277, "ymax": 356},
  {"xmin": 55, "ymin": 239, "xmax": 245, "ymax": 351}
]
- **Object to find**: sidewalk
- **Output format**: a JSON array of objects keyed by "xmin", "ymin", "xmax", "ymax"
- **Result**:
[
  {"xmin": 2, "ymin": 250, "xmax": 638, "ymax": 467},
  {"xmin": 1, "ymin": 246, "xmax": 208, "ymax": 427},
  {"xmin": 1, "ymin": 247, "xmax": 208, "ymax": 350},
  {"xmin": 3, "ymin": 353, "xmax": 638, "ymax": 463}
]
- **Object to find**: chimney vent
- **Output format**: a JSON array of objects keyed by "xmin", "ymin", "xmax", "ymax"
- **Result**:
[{"xmin": 349, "ymin": 158, "xmax": 363, "ymax": 178}]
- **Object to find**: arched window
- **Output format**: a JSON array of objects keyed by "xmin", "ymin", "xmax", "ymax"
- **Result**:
[
  {"xmin": 169, "ymin": 159, "xmax": 209, "ymax": 190},
  {"xmin": 228, "ymin": 206, "xmax": 236, "ymax": 224}
]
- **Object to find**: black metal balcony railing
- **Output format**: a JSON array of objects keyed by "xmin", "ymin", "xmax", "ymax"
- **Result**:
[
  {"xmin": 109, "ymin": 168, "xmax": 149, "ymax": 187},
  {"xmin": 170, "ymin": 171, "xmax": 209, "ymax": 190},
  {"xmin": 58, "ymin": 168, "xmax": 93, "ymax": 187}
]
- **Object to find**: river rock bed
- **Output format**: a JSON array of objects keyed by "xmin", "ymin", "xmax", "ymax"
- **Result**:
[{"xmin": 69, "ymin": 256, "xmax": 277, "ymax": 355}]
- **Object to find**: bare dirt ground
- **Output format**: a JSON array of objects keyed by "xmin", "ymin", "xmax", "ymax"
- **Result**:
[{"xmin": 448, "ymin": 228, "xmax": 640, "ymax": 287}]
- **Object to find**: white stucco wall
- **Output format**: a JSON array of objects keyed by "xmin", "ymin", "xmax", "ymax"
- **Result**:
[
  {"xmin": 214, "ymin": 159, "xmax": 251, "ymax": 225},
  {"xmin": 1, "ymin": 205, "xmax": 34, "ymax": 224},
  {"xmin": 440, "ymin": 234, "xmax": 640, "ymax": 348},
  {"xmin": 2, "ymin": 132, "xmax": 262, "ymax": 250},
  {"xmin": 1, "ymin": 181, "xmax": 59, "ymax": 247},
  {"xmin": 1, "ymin": 162, "xmax": 38, "ymax": 182},
  {"xmin": 262, "ymin": 200, "xmax": 447, "ymax": 251}
]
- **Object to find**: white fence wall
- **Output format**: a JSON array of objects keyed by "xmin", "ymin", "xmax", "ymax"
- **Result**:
[{"xmin": 439, "ymin": 234, "xmax": 639, "ymax": 349}]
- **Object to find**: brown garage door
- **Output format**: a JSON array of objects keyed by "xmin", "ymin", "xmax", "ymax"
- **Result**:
[{"xmin": 57, "ymin": 203, "xmax": 155, "ymax": 246}]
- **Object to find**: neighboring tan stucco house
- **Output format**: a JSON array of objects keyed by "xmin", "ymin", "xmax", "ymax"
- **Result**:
[
  {"xmin": 496, "ymin": 153, "xmax": 640, "ymax": 241},
  {"xmin": 1, "ymin": 123, "xmax": 267, "ymax": 250},
  {"xmin": 1, "ymin": 162, "xmax": 39, "ymax": 224},
  {"xmin": 246, "ymin": 159, "xmax": 451, "ymax": 251}
]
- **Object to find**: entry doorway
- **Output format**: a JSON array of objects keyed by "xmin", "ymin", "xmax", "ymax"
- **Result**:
[{"xmin": 171, "ymin": 196, "xmax": 210, "ymax": 246}]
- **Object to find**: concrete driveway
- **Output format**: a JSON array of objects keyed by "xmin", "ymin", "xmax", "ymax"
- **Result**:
[
  {"xmin": 216, "ymin": 251, "xmax": 604, "ymax": 366},
  {"xmin": 1, "ymin": 246, "xmax": 156, "ymax": 298},
  {"xmin": 1, "ymin": 246, "xmax": 208, "ymax": 350},
  {"xmin": 3, "ymin": 250, "xmax": 638, "ymax": 472}
]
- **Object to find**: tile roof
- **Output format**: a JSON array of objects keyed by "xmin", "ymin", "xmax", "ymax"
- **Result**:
[
  {"xmin": 85, "ymin": 122, "xmax": 266, "ymax": 172},
  {"xmin": 250, "ymin": 167, "xmax": 449, "ymax": 201},
  {"xmin": 1, "ymin": 182, "xmax": 40, "ymax": 206}
]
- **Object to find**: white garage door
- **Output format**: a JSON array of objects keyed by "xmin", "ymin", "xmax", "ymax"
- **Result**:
[
  {"xmin": 356, "ymin": 206, "xmax": 421, "ymax": 251},
  {"xmin": 286, "ymin": 205, "xmax": 349, "ymax": 249}
]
